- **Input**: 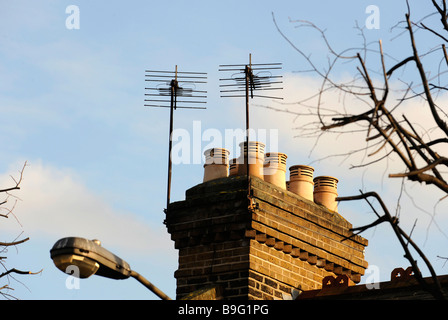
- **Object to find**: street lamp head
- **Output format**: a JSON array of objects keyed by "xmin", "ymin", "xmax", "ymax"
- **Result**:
[
  {"xmin": 50, "ymin": 236, "xmax": 172, "ymax": 300},
  {"xmin": 52, "ymin": 253, "xmax": 100, "ymax": 278},
  {"xmin": 50, "ymin": 237, "xmax": 132, "ymax": 280}
]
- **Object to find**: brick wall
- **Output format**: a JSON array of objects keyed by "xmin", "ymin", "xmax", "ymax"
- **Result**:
[{"xmin": 166, "ymin": 175, "xmax": 368, "ymax": 300}]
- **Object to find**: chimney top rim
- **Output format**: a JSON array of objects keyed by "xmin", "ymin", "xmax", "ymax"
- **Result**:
[
  {"xmin": 313, "ymin": 175, "xmax": 339, "ymax": 183},
  {"xmin": 289, "ymin": 164, "xmax": 314, "ymax": 171}
]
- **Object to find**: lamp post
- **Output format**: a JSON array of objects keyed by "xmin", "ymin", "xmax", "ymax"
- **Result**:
[{"xmin": 50, "ymin": 236, "xmax": 172, "ymax": 300}]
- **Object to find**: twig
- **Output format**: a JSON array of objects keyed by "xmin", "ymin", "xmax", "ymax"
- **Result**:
[
  {"xmin": 0, "ymin": 268, "xmax": 43, "ymax": 279},
  {"xmin": 0, "ymin": 238, "xmax": 29, "ymax": 247}
]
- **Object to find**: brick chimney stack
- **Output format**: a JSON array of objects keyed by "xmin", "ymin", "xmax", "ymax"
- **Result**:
[{"xmin": 165, "ymin": 174, "xmax": 368, "ymax": 300}]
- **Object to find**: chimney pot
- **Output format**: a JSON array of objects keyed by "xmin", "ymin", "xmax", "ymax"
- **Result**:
[
  {"xmin": 264, "ymin": 152, "xmax": 288, "ymax": 189},
  {"xmin": 237, "ymin": 141, "xmax": 265, "ymax": 179},
  {"xmin": 288, "ymin": 165, "xmax": 314, "ymax": 201},
  {"xmin": 203, "ymin": 148, "xmax": 230, "ymax": 182},
  {"xmin": 229, "ymin": 158, "xmax": 239, "ymax": 176},
  {"xmin": 313, "ymin": 176, "xmax": 339, "ymax": 212}
]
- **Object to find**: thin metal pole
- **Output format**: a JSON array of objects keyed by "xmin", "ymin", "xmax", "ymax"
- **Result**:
[
  {"xmin": 130, "ymin": 270, "xmax": 172, "ymax": 300},
  {"xmin": 147, "ymin": 65, "xmax": 206, "ymax": 215},
  {"xmin": 245, "ymin": 64, "xmax": 250, "ymax": 180},
  {"xmin": 245, "ymin": 54, "xmax": 253, "ymax": 202},
  {"xmin": 165, "ymin": 67, "xmax": 177, "ymax": 214}
]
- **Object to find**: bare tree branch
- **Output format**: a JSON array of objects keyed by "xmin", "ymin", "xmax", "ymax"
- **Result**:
[
  {"xmin": 337, "ymin": 191, "xmax": 445, "ymax": 300},
  {"xmin": 0, "ymin": 268, "xmax": 42, "ymax": 279},
  {"xmin": 274, "ymin": 0, "xmax": 448, "ymax": 299},
  {"xmin": 0, "ymin": 238, "xmax": 29, "ymax": 247},
  {"xmin": 406, "ymin": 13, "xmax": 448, "ymax": 137},
  {"xmin": 0, "ymin": 161, "xmax": 27, "ymax": 194},
  {"xmin": 0, "ymin": 161, "xmax": 33, "ymax": 299}
]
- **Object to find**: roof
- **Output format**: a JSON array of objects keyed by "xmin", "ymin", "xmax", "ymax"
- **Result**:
[{"xmin": 297, "ymin": 267, "xmax": 448, "ymax": 300}]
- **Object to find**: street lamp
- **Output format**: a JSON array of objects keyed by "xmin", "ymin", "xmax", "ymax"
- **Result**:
[{"xmin": 50, "ymin": 236, "xmax": 172, "ymax": 300}]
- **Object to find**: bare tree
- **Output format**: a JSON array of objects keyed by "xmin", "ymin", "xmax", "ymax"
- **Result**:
[
  {"xmin": 0, "ymin": 161, "xmax": 41, "ymax": 299},
  {"xmin": 271, "ymin": 1, "xmax": 448, "ymax": 299}
]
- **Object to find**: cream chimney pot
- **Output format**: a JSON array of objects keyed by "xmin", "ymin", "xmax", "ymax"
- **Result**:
[
  {"xmin": 237, "ymin": 141, "xmax": 265, "ymax": 180},
  {"xmin": 203, "ymin": 148, "xmax": 230, "ymax": 182},
  {"xmin": 264, "ymin": 152, "xmax": 288, "ymax": 189},
  {"xmin": 313, "ymin": 176, "xmax": 339, "ymax": 212},
  {"xmin": 288, "ymin": 165, "xmax": 314, "ymax": 201}
]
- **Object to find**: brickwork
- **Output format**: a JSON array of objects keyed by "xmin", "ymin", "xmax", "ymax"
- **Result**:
[
  {"xmin": 249, "ymin": 239, "xmax": 335, "ymax": 292},
  {"xmin": 249, "ymin": 177, "xmax": 368, "ymax": 281},
  {"xmin": 174, "ymin": 239, "xmax": 252, "ymax": 299},
  {"xmin": 165, "ymin": 175, "xmax": 368, "ymax": 300}
]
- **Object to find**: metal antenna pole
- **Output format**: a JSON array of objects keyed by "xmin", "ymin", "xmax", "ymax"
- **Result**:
[
  {"xmin": 166, "ymin": 66, "xmax": 177, "ymax": 214},
  {"xmin": 145, "ymin": 66, "xmax": 207, "ymax": 215},
  {"xmin": 245, "ymin": 55, "xmax": 251, "ymax": 179},
  {"xmin": 219, "ymin": 53, "xmax": 283, "ymax": 186}
]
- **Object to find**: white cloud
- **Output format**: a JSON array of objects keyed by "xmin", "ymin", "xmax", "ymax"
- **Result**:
[{"xmin": 0, "ymin": 160, "xmax": 172, "ymax": 257}]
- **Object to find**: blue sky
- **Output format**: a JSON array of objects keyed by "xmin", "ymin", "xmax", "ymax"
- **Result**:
[{"xmin": 1, "ymin": 0, "xmax": 448, "ymax": 300}]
